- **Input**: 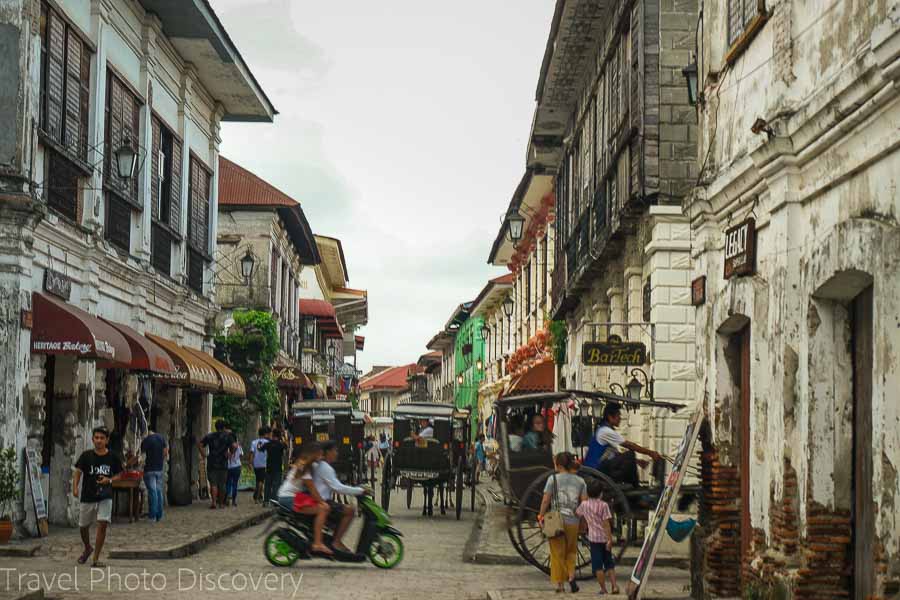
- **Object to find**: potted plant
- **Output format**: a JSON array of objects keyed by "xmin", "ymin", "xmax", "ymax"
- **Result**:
[{"xmin": 0, "ymin": 447, "xmax": 20, "ymax": 544}]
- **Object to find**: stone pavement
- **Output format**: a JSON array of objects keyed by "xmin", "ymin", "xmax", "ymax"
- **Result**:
[{"xmin": 0, "ymin": 490, "xmax": 270, "ymax": 562}]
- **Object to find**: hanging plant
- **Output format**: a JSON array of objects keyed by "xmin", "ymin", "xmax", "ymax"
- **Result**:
[{"xmin": 549, "ymin": 320, "xmax": 568, "ymax": 365}]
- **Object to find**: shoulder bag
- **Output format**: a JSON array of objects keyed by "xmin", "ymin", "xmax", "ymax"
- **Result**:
[{"xmin": 542, "ymin": 474, "xmax": 566, "ymax": 539}]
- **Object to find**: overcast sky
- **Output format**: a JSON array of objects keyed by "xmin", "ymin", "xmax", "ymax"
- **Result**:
[{"xmin": 216, "ymin": 0, "xmax": 554, "ymax": 372}]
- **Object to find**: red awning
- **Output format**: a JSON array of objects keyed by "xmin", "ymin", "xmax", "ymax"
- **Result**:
[
  {"xmin": 300, "ymin": 299, "xmax": 344, "ymax": 339},
  {"xmin": 31, "ymin": 293, "xmax": 132, "ymax": 364},
  {"xmin": 102, "ymin": 319, "xmax": 175, "ymax": 374},
  {"xmin": 506, "ymin": 359, "xmax": 555, "ymax": 395}
]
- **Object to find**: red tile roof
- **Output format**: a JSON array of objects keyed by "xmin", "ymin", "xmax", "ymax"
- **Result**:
[
  {"xmin": 360, "ymin": 364, "xmax": 415, "ymax": 391},
  {"xmin": 219, "ymin": 157, "xmax": 299, "ymax": 207}
]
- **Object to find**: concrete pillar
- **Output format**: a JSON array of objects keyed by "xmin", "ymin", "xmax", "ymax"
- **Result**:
[{"xmin": 85, "ymin": 0, "xmax": 110, "ymax": 231}]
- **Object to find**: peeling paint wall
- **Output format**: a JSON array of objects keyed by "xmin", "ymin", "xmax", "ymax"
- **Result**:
[{"xmin": 690, "ymin": 2, "xmax": 900, "ymax": 597}]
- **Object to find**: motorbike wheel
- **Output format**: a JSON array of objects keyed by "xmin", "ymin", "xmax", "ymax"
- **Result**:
[
  {"xmin": 263, "ymin": 531, "xmax": 300, "ymax": 567},
  {"xmin": 368, "ymin": 532, "xmax": 404, "ymax": 569}
]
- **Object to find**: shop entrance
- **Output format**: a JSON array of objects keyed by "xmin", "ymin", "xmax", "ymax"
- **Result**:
[{"xmin": 850, "ymin": 286, "xmax": 874, "ymax": 599}]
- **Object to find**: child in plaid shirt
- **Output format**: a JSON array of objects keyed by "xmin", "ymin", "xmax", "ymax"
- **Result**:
[{"xmin": 576, "ymin": 479, "xmax": 619, "ymax": 594}]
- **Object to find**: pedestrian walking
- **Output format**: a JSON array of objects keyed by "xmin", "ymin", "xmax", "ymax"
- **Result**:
[
  {"xmin": 225, "ymin": 440, "xmax": 244, "ymax": 507},
  {"xmin": 366, "ymin": 441, "xmax": 381, "ymax": 483},
  {"xmin": 378, "ymin": 433, "xmax": 389, "ymax": 457},
  {"xmin": 576, "ymin": 479, "xmax": 619, "ymax": 594},
  {"xmin": 198, "ymin": 420, "xmax": 237, "ymax": 509},
  {"xmin": 250, "ymin": 426, "xmax": 270, "ymax": 503},
  {"xmin": 73, "ymin": 427, "xmax": 123, "ymax": 567},
  {"xmin": 538, "ymin": 451, "xmax": 587, "ymax": 593},
  {"xmin": 262, "ymin": 429, "xmax": 287, "ymax": 503},
  {"xmin": 475, "ymin": 434, "xmax": 486, "ymax": 480},
  {"xmin": 139, "ymin": 429, "xmax": 168, "ymax": 522}
]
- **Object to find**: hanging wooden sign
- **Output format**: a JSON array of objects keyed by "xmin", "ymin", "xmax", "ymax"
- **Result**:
[
  {"xmin": 691, "ymin": 276, "xmax": 706, "ymax": 306},
  {"xmin": 43, "ymin": 268, "xmax": 72, "ymax": 300},
  {"xmin": 582, "ymin": 335, "xmax": 648, "ymax": 366},
  {"xmin": 723, "ymin": 218, "xmax": 757, "ymax": 279}
]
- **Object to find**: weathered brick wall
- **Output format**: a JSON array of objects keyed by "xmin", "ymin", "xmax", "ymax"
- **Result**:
[{"xmin": 699, "ymin": 449, "xmax": 742, "ymax": 597}]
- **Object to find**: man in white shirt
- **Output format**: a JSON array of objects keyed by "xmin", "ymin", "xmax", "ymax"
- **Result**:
[
  {"xmin": 312, "ymin": 440, "xmax": 367, "ymax": 552},
  {"xmin": 584, "ymin": 403, "xmax": 662, "ymax": 485},
  {"xmin": 412, "ymin": 419, "xmax": 434, "ymax": 439},
  {"xmin": 249, "ymin": 427, "xmax": 270, "ymax": 504}
]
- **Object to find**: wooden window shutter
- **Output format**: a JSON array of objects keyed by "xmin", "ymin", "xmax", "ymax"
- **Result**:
[
  {"xmin": 270, "ymin": 249, "xmax": 279, "ymax": 309},
  {"xmin": 169, "ymin": 140, "xmax": 182, "ymax": 232},
  {"xmin": 188, "ymin": 157, "xmax": 210, "ymax": 252},
  {"xmin": 150, "ymin": 118, "xmax": 161, "ymax": 220},
  {"xmin": 64, "ymin": 34, "xmax": 82, "ymax": 155},
  {"xmin": 45, "ymin": 11, "xmax": 66, "ymax": 141},
  {"xmin": 106, "ymin": 76, "xmax": 123, "ymax": 186}
]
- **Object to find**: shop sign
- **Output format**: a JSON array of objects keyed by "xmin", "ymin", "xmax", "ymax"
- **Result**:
[
  {"xmin": 337, "ymin": 364, "xmax": 357, "ymax": 378},
  {"xmin": 723, "ymin": 218, "xmax": 756, "ymax": 279},
  {"xmin": 582, "ymin": 335, "xmax": 648, "ymax": 367},
  {"xmin": 43, "ymin": 269, "xmax": 72, "ymax": 300},
  {"xmin": 691, "ymin": 276, "xmax": 706, "ymax": 306}
]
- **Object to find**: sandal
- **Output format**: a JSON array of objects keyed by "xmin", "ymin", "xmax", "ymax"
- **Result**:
[
  {"xmin": 91, "ymin": 561, "xmax": 105, "ymax": 568},
  {"xmin": 77, "ymin": 546, "xmax": 93, "ymax": 564}
]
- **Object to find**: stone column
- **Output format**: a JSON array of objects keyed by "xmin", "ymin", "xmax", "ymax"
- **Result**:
[{"xmin": 85, "ymin": 0, "xmax": 110, "ymax": 231}]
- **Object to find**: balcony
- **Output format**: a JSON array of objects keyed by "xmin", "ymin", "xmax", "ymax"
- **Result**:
[
  {"xmin": 301, "ymin": 352, "xmax": 328, "ymax": 376},
  {"xmin": 550, "ymin": 183, "xmax": 636, "ymax": 319}
]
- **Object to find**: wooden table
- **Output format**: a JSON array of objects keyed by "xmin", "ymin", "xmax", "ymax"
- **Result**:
[{"xmin": 112, "ymin": 478, "xmax": 143, "ymax": 523}]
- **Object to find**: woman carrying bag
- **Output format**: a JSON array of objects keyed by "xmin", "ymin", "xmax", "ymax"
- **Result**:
[{"xmin": 538, "ymin": 452, "xmax": 588, "ymax": 593}]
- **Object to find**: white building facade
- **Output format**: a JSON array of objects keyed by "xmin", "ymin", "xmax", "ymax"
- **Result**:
[{"xmin": 0, "ymin": 0, "xmax": 272, "ymax": 534}]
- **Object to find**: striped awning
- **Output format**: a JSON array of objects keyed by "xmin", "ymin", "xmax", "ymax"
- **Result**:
[{"xmin": 145, "ymin": 334, "xmax": 220, "ymax": 391}]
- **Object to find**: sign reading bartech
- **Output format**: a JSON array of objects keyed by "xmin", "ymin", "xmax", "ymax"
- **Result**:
[
  {"xmin": 582, "ymin": 335, "xmax": 648, "ymax": 366},
  {"xmin": 723, "ymin": 218, "xmax": 757, "ymax": 279}
]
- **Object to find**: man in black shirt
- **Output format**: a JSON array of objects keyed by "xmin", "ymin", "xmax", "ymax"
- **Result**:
[
  {"xmin": 261, "ymin": 429, "xmax": 287, "ymax": 503},
  {"xmin": 73, "ymin": 427, "xmax": 123, "ymax": 567},
  {"xmin": 199, "ymin": 420, "xmax": 236, "ymax": 509},
  {"xmin": 139, "ymin": 430, "xmax": 168, "ymax": 521}
]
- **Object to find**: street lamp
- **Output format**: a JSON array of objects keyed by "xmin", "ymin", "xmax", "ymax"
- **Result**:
[
  {"xmin": 457, "ymin": 374, "xmax": 464, "ymax": 385},
  {"xmin": 475, "ymin": 358, "xmax": 483, "ymax": 371},
  {"xmin": 240, "ymin": 248, "xmax": 255, "ymax": 283},
  {"xmin": 480, "ymin": 324, "xmax": 491, "ymax": 341},
  {"xmin": 682, "ymin": 58, "xmax": 700, "ymax": 107},
  {"xmin": 627, "ymin": 368, "xmax": 654, "ymax": 401},
  {"xmin": 506, "ymin": 207, "xmax": 525, "ymax": 243},
  {"xmin": 113, "ymin": 136, "xmax": 138, "ymax": 180},
  {"xmin": 502, "ymin": 296, "xmax": 514, "ymax": 319}
]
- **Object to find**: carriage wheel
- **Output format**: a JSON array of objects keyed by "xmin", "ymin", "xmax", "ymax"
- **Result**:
[
  {"xmin": 406, "ymin": 483, "xmax": 414, "ymax": 509},
  {"xmin": 455, "ymin": 460, "xmax": 464, "ymax": 520},
  {"xmin": 514, "ymin": 467, "xmax": 632, "ymax": 580},
  {"xmin": 380, "ymin": 455, "xmax": 392, "ymax": 511}
]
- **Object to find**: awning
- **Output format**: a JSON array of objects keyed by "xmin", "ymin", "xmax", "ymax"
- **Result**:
[
  {"xmin": 31, "ymin": 292, "xmax": 132, "ymax": 364},
  {"xmin": 506, "ymin": 359, "xmax": 555, "ymax": 395},
  {"xmin": 299, "ymin": 299, "xmax": 344, "ymax": 339},
  {"xmin": 355, "ymin": 335, "xmax": 365, "ymax": 351},
  {"xmin": 102, "ymin": 319, "xmax": 175, "ymax": 374},
  {"xmin": 180, "ymin": 346, "xmax": 246, "ymax": 398},
  {"xmin": 145, "ymin": 333, "xmax": 220, "ymax": 391},
  {"xmin": 273, "ymin": 365, "xmax": 313, "ymax": 389}
]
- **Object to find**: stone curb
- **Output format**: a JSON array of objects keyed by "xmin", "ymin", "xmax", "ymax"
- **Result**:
[
  {"xmin": 0, "ymin": 590, "xmax": 45, "ymax": 600},
  {"xmin": 0, "ymin": 543, "xmax": 42, "ymax": 558},
  {"xmin": 464, "ymin": 486, "xmax": 526, "ymax": 566},
  {"xmin": 108, "ymin": 508, "xmax": 273, "ymax": 560}
]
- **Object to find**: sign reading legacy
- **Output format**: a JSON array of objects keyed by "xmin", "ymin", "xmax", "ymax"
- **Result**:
[
  {"xmin": 583, "ymin": 335, "xmax": 648, "ymax": 366},
  {"xmin": 723, "ymin": 218, "xmax": 756, "ymax": 279}
]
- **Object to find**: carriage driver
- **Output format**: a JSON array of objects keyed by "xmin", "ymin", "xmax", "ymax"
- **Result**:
[
  {"xmin": 412, "ymin": 419, "xmax": 434, "ymax": 439},
  {"xmin": 583, "ymin": 403, "xmax": 662, "ymax": 486}
]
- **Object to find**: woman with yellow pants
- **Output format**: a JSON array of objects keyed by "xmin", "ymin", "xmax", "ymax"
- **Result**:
[{"xmin": 539, "ymin": 452, "xmax": 588, "ymax": 593}]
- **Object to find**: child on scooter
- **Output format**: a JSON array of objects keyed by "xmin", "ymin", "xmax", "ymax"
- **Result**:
[{"xmin": 277, "ymin": 442, "xmax": 332, "ymax": 556}]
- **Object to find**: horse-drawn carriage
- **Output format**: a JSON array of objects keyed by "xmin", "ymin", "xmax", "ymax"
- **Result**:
[
  {"xmin": 496, "ymin": 390, "xmax": 697, "ymax": 580},
  {"xmin": 291, "ymin": 401, "xmax": 365, "ymax": 485},
  {"xmin": 380, "ymin": 403, "xmax": 477, "ymax": 519}
]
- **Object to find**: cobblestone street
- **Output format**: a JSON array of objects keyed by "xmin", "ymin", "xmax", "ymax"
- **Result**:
[{"xmin": 1, "ymin": 487, "xmax": 693, "ymax": 600}]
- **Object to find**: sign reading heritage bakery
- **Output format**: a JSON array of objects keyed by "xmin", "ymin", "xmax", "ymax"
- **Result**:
[
  {"xmin": 582, "ymin": 335, "xmax": 648, "ymax": 367},
  {"xmin": 723, "ymin": 218, "xmax": 757, "ymax": 279},
  {"xmin": 43, "ymin": 268, "xmax": 72, "ymax": 300}
]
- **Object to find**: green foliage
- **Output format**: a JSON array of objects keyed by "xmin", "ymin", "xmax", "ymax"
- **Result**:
[
  {"xmin": 0, "ymin": 447, "xmax": 21, "ymax": 520},
  {"xmin": 215, "ymin": 310, "xmax": 281, "ymax": 432},
  {"xmin": 549, "ymin": 320, "xmax": 568, "ymax": 365}
]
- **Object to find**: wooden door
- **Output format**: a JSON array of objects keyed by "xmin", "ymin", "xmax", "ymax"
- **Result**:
[
  {"xmin": 739, "ymin": 326, "xmax": 751, "ymax": 568},
  {"xmin": 852, "ymin": 286, "xmax": 874, "ymax": 599}
]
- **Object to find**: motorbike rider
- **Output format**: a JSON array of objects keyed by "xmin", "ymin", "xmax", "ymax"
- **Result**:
[
  {"xmin": 312, "ymin": 440, "xmax": 369, "ymax": 554},
  {"xmin": 278, "ymin": 442, "xmax": 332, "ymax": 557}
]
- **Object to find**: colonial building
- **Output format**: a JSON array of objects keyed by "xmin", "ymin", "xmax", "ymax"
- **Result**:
[
  {"xmin": 0, "ymin": 0, "xmax": 272, "ymax": 533},
  {"xmin": 358, "ymin": 364, "xmax": 414, "ymax": 437},
  {"xmin": 688, "ymin": 2, "xmax": 900, "ymax": 598},
  {"xmin": 415, "ymin": 351, "xmax": 442, "ymax": 403},
  {"xmin": 425, "ymin": 329, "xmax": 456, "ymax": 404},
  {"xmin": 297, "ymin": 235, "xmax": 368, "ymax": 399},
  {"xmin": 215, "ymin": 157, "xmax": 320, "ymax": 414},
  {"xmin": 470, "ymin": 274, "xmax": 514, "ymax": 434},
  {"xmin": 488, "ymin": 170, "xmax": 558, "ymax": 401},
  {"xmin": 529, "ymin": 0, "xmax": 700, "ymax": 457}
]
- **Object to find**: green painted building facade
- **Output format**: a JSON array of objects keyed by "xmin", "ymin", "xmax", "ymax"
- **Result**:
[{"xmin": 454, "ymin": 314, "xmax": 485, "ymax": 436}]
